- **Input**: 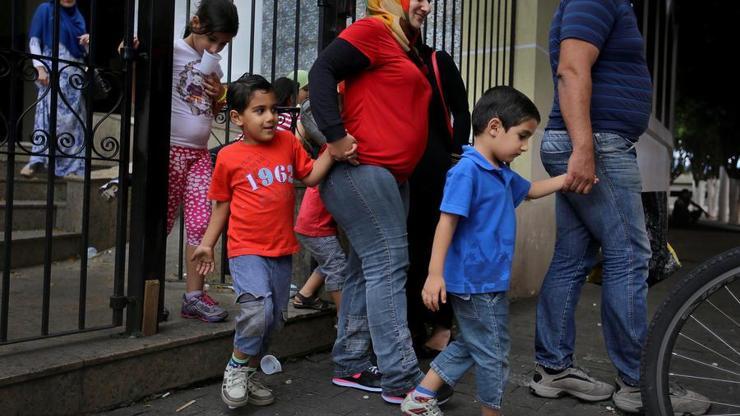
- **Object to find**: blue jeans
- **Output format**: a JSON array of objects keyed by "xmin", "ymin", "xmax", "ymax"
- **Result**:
[
  {"xmin": 535, "ymin": 130, "xmax": 651, "ymax": 386},
  {"xmin": 230, "ymin": 255, "xmax": 292, "ymax": 356},
  {"xmin": 296, "ymin": 234, "xmax": 347, "ymax": 292},
  {"xmin": 431, "ymin": 292, "xmax": 510, "ymax": 410},
  {"xmin": 320, "ymin": 163, "xmax": 423, "ymax": 397}
]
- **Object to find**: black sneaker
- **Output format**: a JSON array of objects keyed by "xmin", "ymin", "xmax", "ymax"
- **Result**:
[
  {"xmin": 332, "ymin": 366, "xmax": 382, "ymax": 393},
  {"xmin": 437, "ymin": 383, "xmax": 454, "ymax": 405}
]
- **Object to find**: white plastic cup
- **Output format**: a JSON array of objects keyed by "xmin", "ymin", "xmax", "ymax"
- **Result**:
[
  {"xmin": 260, "ymin": 354, "xmax": 282, "ymax": 375},
  {"xmin": 197, "ymin": 50, "xmax": 222, "ymax": 75}
]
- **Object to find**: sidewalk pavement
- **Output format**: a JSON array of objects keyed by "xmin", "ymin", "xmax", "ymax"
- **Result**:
[{"xmin": 100, "ymin": 225, "xmax": 739, "ymax": 416}]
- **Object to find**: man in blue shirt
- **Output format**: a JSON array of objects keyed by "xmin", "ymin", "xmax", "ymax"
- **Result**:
[
  {"xmin": 531, "ymin": 1, "xmax": 709, "ymax": 414},
  {"xmin": 400, "ymin": 86, "xmax": 566, "ymax": 416}
]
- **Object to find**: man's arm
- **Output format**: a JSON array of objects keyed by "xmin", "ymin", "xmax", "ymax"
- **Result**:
[{"xmin": 557, "ymin": 38, "xmax": 600, "ymax": 194}]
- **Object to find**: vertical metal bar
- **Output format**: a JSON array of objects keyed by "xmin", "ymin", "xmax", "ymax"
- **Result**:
[
  {"xmin": 508, "ymin": 0, "xmax": 517, "ymax": 86},
  {"xmin": 220, "ymin": 2, "xmax": 235, "ymax": 284},
  {"xmin": 451, "ymin": 0, "xmax": 457, "ymax": 64},
  {"xmin": 422, "ymin": 21, "xmax": 427, "ymax": 45},
  {"xmin": 472, "ymin": 0, "xmax": 481, "ymax": 101},
  {"xmin": 293, "ymin": 0, "xmax": 301, "ymax": 99},
  {"xmin": 78, "ymin": 0, "xmax": 99, "ymax": 329},
  {"xmin": 178, "ymin": 208, "xmax": 184, "ymax": 280},
  {"xmin": 481, "ymin": 0, "xmax": 488, "ymax": 92},
  {"xmin": 41, "ymin": 0, "xmax": 62, "ymax": 336},
  {"xmin": 432, "ymin": 0, "xmax": 438, "ymax": 49},
  {"xmin": 126, "ymin": 0, "xmax": 175, "ymax": 335},
  {"xmin": 1, "ymin": 0, "xmax": 21, "ymax": 342},
  {"xmin": 441, "ymin": 0, "xmax": 447, "ymax": 52},
  {"xmin": 270, "ymin": 0, "xmax": 279, "ymax": 82},
  {"xmin": 113, "ymin": 0, "xmax": 137, "ymax": 327},
  {"xmin": 496, "ymin": 0, "xmax": 503, "ymax": 85},
  {"xmin": 465, "ymin": 0, "xmax": 473, "ymax": 96},
  {"xmin": 501, "ymin": 0, "xmax": 508, "ymax": 85},
  {"xmin": 249, "ymin": 0, "xmax": 256, "ymax": 73},
  {"xmin": 185, "ymin": 0, "xmax": 191, "ymax": 29}
]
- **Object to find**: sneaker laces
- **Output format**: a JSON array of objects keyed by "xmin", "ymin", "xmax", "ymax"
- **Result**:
[
  {"xmin": 225, "ymin": 366, "xmax": 248, "ymax": 391},
  {"xmin": 416, "ymin": 397, "xmax": 442, "ymax": 415},
  {"xmin": 367, "ymin": 366, "xmax": 381, "ymax": 376},
  {"xmin": 201, "ymin": 292, "xmax": 219, "ymax": 306},
  {"xmin": 570, "ymin": 366, "xmax": 597, "ymax": 382},
  {"xmin": 246, "ymin": 369, "xmax": 272, "ymax": 393}
]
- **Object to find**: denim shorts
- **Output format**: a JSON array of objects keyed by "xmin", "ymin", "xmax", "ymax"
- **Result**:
[
  {"xmin": 229, "ymin": 255, "xmax": 292, "ymax": 356},
  {"xmin": 296, "ymin": 233, "xmax": 347, "ymax": 292},
  {"xmin": 431, "ymin": 292, "xmax": 510, "ymax": 410}
]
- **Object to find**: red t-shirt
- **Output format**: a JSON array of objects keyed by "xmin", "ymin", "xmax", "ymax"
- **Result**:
[
  {"xmin": 339, "ymin": 18, "xmax": 432, "ymax": 182},
  {"xmin": 208, "ymin": 130, "xmax": 314, "ymax": 257},
  {"xmin": 294, "ymin": 186, "xmax": 336, "ymax": 237}
]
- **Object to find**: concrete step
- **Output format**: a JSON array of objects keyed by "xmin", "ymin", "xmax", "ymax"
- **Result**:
[
  {"xmin": 0, "ymin": 285, "xmax": 336, "ymax": 415},
  {"xmin": 0, "ymin": 142, "xmax": 115, "ymax": 179},
  {"xmin": 0, "ymin": 178, "xmax": 67, "ymax": 201},
  {"xmin": 0, "ymin": 200, "xmax": 65, "ymax": 231},
  {"xmin": 0, "ymin": 229, "xmax": 82, "ymax": 268}
]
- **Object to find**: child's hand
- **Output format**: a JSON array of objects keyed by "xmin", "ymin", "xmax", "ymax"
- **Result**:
[
  {"xmin": 78, "ymin": 34, "xmax": 90, "ymax": 46},
  {"xmin": 204, "ymin": 74, "xmax": 223, "ymax": 99},
  {"xmin": 422, "ymin": 274, "xmax": 447, "ymax": 312},
  {"xmin": 191, "ymin": 245, "xmax": 215, "ymax": 275}
]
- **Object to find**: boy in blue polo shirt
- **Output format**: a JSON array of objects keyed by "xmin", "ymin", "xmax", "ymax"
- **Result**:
[{"xmin": 400, "ymin": 86, "xmax": 567, "ymax": 416}]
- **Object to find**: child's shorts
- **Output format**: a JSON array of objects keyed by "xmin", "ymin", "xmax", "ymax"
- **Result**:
[
  {"xmin": 230, "ymin": 254, "xmax": 292, "ymax": 356},
  {"xmin": 296, "ymin": 233, "xmax": 347, "ymax": 292}
]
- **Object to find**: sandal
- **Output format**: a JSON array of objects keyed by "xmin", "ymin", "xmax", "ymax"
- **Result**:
[{"xmin": 292, "ymin": 292, "xmax": 331, "ymax": 310}]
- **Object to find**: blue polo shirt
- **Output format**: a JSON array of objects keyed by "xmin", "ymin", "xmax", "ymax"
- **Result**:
[
  {"xmin": 440, "ymin": 146, "xmax": 531, "ymax": 294},
  {"xmin": 547, "ymin": 0, "xmax": 653, "ymax": 139}
]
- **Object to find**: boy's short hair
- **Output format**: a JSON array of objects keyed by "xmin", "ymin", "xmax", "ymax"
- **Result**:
[
  {"xmin": 227, "ymin": 73, "xmax": 274, "ymax": 113},
  {"xmin": 472, "ymin": 86, "xmax": 541, "ymax": 136}
]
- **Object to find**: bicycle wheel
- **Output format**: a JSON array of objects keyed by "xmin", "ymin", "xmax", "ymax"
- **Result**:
[{"xmin": 642, "ymin": 247, "xmax": 740, "ymax": 415}]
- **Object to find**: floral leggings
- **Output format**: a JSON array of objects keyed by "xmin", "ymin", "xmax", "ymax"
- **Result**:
[{"xmin": 167, "ymin": 145, "xmax": 212, "ymax": 246}]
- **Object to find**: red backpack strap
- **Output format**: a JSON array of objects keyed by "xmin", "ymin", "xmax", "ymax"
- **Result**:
[{"xmin": 431, "ymin": 51, "xmax": 454, "ymax": 139}]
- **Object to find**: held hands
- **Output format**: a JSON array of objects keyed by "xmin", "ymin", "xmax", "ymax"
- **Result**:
[
  {"xmin": 565, "ymin": 149, "xmax": 596, "ymax": 194},
  {"xmin": 35, "ymin": 67, "xmax": 49, "ymax": 87},
  {"xmin": 78, "ymin": 34, "xmax": 90, "ymax": 46},
  {"xmin": 191, "ymin": 245, "xmax": 215, "ymax": 276},
  {"xmin": 422, "ymin": 274, "xmax": 447, "ymax": 312},
  {"xmin": 327, "ymin": 134, "xmax": 359, "ymax": 165}
]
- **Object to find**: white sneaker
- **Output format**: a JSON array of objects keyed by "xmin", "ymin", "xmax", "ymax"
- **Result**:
[
  {"xmin": 612, "ymin": 377, "xmax": 710, "ymax": 415},
  {"xmin": 400, "ymin": 394, "xmax": 444, "ymax": 416},
  {"xmin": 221, "ymin": 365, "xmax": 249, "ymax": 409}
]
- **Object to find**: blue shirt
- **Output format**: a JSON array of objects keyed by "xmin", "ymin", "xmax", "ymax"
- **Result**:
[
  {"xmin": 440, "ymin": 146, "xmax": 531, "ymax": 294},
  {"xmin": 547, "ymin": 0, "xmax": 653, "ymax": 139}
]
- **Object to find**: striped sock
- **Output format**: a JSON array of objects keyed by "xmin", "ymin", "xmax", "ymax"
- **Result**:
[
  {"xmin": 412, "ymin": 385, "xmax": 437, "ymax": 399},
  {"xmin": 228, "ymin": 354, "xmax": 249, "ymax": 368}
]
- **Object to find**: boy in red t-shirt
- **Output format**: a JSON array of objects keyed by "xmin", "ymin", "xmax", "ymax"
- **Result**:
[{"xmin": 192, "ymin": 74, "xmax": 333, "ymax": 410}]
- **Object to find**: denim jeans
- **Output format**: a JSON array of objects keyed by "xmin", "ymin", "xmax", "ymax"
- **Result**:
[
  {"xmin": 431, "ymin": 292, "xmax": 510, "ymax": 410},
  {"xmin": 320, "ymin": 163, "xmax": 423, "ymax": 397},
  {"xmin": 296, "ymin": 234, "xmax": 347, "ymax": 292},
  {"xmin": 230, "ymin": 255, "xmax": 292, "ymax": 357},
  {"xmin": 535, "ymin": 130, "xmax": 651, "ymax": 386}
]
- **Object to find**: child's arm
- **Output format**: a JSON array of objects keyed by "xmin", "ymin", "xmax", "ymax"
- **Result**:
[
  {"xmin": 300, "ymin": 150, "xmax": 334, "ymax": 187},
  {"xmin": 527, "ymin": 174, "xmax": 567, "ymax": 200},
  {"xmin": 423, "ymin": 213, "xmax": 459, "ymax": 312},
  {"xmin": 191, "ymin": 201, "xmax": 230, "ymax": 275}
]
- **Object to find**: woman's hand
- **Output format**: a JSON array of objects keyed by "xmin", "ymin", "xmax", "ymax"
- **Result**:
[
  {"xmin": 326, "ymin": 134, "xmax": 359, "ymax": 165},
  {"xmin": 36, "ymin": 66, "xmax": 49, "ymax": 87},
  {"xmin": 204, "ymin": 74, "xmax": 223, "ymax": 99},
  {"xmin": 78, "ymin": 34, "xmax": 90, "ymax": 46}
]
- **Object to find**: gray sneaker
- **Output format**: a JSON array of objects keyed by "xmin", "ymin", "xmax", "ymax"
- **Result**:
[
  {"xmin": 530, "ymin": 364, "xmax": 614, "ymax": 401},
  {"xmin": 221, "ymin": 365, "xmax": 248, "ymax": 409},
  {"xmin": 612, "ymin": 377, "xmax": 710, "ymax": 415},
  {"xmin": 246, "ymin": 368, "xmax": 275, "ymax": 406},
  {"xmin": 181, "ymin": 293, "xmax": 228, "ymax": 322}
]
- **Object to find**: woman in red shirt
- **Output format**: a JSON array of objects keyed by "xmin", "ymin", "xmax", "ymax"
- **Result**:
[{"xmin": 309, "ymin": 0, "xmax": 442, "ymax": 404}]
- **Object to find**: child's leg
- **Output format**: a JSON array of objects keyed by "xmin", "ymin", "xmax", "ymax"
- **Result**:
[
  {"xmin": 297, "ymin": 269, "xmax": 325, "ymax": 298},
  {"xmin": 184, "ymin": 149, "xmax": 213, "ymax": 292},
  {"xmin": 263, "ymin": 255, "xmax": 293, "ymax": 352},
  {"xmin": 165, "ymin": 146, "xmax": 187, "ymax": 237}
]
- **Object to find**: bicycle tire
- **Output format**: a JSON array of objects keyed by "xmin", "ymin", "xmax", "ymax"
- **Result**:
[{"xmin": 641, "ymin": 246, "xmax": 740, "ymax": 415}]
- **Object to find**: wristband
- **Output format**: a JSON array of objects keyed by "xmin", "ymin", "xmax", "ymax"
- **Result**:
[{"xmin": 217, "ymin": 86, "xmax": 228, "ymax": 104}]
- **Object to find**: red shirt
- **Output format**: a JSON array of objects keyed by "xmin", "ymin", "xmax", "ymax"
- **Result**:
[
  {"xmin": 339, "ymin": 18, "xmax": 431, "ymax": 182},
  {"xmin": 294, "ymin": 186, "xmax": 336, "ymax": 237},
  {"xmin": 208, "ymin": 130, "xmax": 314, "ymax": 257}
]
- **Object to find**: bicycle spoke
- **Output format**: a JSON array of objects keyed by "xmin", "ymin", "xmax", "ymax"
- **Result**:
[
  {"xmin": 689, "ymin": 316, "xmax": 740, "ymax": 358},
  {"xmin": 672, "ymin": 352, "xmax": 740, "ymax": 377},
  {"xmin": 669, "ymin": 373, "xmax": 740, "ymax": 384},
  {"xmin": 706, "ymin": 300, "xmax": 740, "ymax": 329},
  {"xmin": 678, "ymin": 333, "xmax": 740, "ymax": 369},
  {"xmin": 726, "ymin": 285, "xmax": 740, "ymax": 307}
]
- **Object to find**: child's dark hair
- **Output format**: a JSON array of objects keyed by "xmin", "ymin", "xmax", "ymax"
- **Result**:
[
  {"xmin": 273, "ymin": 77, "xmax": 298, "ymax": 107},
  {"xmin": 184, "ymin": 0, "xmax": 239, "ymax": 37},
  {"xmin": 227, "ymin": 73, "xmax": 274, "ymax": 113},
  {"xmin": 472, "ymin": 86, "xmax": 541, "ymax": 136}
]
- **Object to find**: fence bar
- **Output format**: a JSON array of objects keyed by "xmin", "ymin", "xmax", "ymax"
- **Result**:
[
  {"xmin": 432, "ymin": 0, "xmax": 438, "ymax": 49},
  {"xmin": 465, "ymin": 0, "xmax": 473, "ymax": 95},
  {"xmin": 293, "ymin": 0, "xmax": 301, "ymax": 98},
  {"xmin": 441, "ymin": 0, "xmax": 447, "ymax": 52},
  {"xmin": 508, "ymin": 0, "xmax": 517, "ymax": 86},
  {"xmin": 270, "ymin": 0, "xmax": 279, "ymax": 82},
  {"xmin": 482, "ymin": 0, "xmax": 489, "ymax": 94},
  {"xmin": 249, "ymin": 0, "xmax": 256, "ymax": 73},
  {"xmin": 452, "ymin": 0, "xmax": 458, "ymax": 65}
]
